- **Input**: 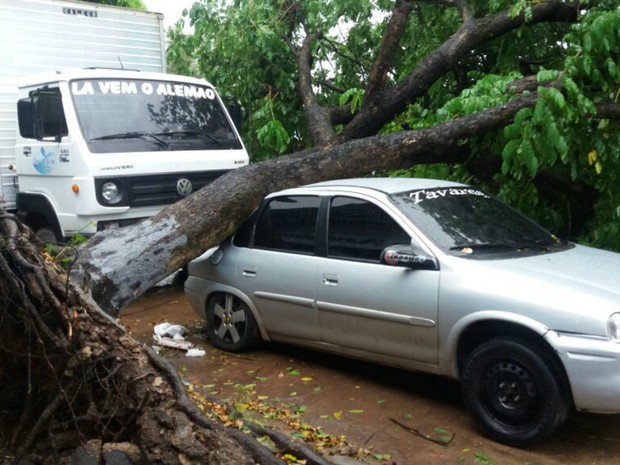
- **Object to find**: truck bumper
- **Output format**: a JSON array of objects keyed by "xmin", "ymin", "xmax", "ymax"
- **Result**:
[{"xmin": 546, "ymin": 330, "xmax": 620, "ymax": 413}]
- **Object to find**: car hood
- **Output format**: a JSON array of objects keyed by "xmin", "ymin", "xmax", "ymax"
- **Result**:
[
  {"xmin": 445, "ymin": 244, "xmax": 620, "ymax": 335},
  {"xmin": 496, "ymin": 244, "xmax": 620, "ymax": 297}
]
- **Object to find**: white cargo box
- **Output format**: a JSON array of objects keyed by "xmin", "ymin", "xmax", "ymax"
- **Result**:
[
  {"xmin": 0, "ymin": 0, "xmax": 165, "ymax": 77},
  {"xmin": 0, "ymin": 84, "xmax": 18, "ymax": 209},
  {"xmin": 0, "ymin": 0, "xmax": 166, "ymax": 210}
]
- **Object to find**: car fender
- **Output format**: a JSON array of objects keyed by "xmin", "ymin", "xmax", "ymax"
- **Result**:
[
  {"xmin": 442, "ymin": 310, "xmax": 550, "ymax": 378},
  {"xmin": 205, "ymin": 283, "xmax": 271, "ymax": 341}
]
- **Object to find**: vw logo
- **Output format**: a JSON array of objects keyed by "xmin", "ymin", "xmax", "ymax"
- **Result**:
[{"xmin": 176, "ymin": 178, "xmax": 193, "ymax": 197}]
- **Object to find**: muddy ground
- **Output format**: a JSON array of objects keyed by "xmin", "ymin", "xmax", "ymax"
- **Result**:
[{"xmin": 121, "ymin": 286, "xmax": 620, "ymax": 465}]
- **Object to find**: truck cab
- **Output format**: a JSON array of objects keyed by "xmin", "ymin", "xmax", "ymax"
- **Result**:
[
  {"xmin": 12, "ymin": 68, "xmax": 248, "ymax": 241},
  {"xmin": 0, "ymin": 0, "xmax": 248, "ymax": 242}
]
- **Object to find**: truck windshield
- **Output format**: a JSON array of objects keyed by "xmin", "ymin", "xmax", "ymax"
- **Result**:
[{"xmin": 70, "ymin": 79, "xmax": 242, "ymax": 153}]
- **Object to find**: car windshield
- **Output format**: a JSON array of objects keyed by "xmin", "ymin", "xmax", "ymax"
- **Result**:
[
  {"xmin": 390, "ymin": 187, "xmax": 564, "ymax": 257},
  {"xmin": 70, "ymin": 79, "xmax": 241, "ymax": 153}
]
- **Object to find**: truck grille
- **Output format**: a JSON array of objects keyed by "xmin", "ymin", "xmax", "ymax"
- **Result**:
[
  {"xmin": 127, "ymin": 170, "xmax": 229, "ymax": 207},
  {"xmin": 95, "ymin": 170, "xmax": 230, "ymax": 208}
]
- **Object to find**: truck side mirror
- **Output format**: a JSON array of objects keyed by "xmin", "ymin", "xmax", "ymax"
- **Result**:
[
  {"xmin": 19, "ymin": 90, "xmax": 68, "ymax": 142},
  {"xmin": 17, "ymin": 98, "xmax": 37, "ymax": 139}
]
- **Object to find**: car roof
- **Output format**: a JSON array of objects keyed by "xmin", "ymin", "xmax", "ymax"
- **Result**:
[{"xmin": 270, "ymin": 177, "xmax": 467, "ymax": 197}]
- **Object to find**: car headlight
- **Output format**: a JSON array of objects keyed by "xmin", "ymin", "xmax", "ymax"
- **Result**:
[
  {"xmin": 607, "ymin": 313, "xmax": 620, "ymax": 343},
  {"xmin": 101, "ymin": 181, "xmax": 122, "ymax": 205}
]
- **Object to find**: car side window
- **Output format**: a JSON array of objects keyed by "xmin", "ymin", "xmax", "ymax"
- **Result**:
[
  {"xmin": 254, "ymin": 196, "xmax": 320, "ymax": 254},
  {"xmin": 232, "ymin": 209, "xmax": 259, "ymax": 248},
  {"xmin": 328, "ymin": 196, "xmax": 411, "ymax": 262}
]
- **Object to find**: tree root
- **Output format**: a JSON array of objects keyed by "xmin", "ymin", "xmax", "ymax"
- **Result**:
[{"xmin": 0, "ymin": 212, "xmax": 295, "ymax": 464}]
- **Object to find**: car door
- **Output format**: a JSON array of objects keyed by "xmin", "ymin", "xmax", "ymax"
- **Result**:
[
  {"xmin": 236, "ymin": 195, "xmax": 321, "ymax": 341},
  {"xmin": 316, "ymin": 195, "xmax": 440, "ymax": 364}
]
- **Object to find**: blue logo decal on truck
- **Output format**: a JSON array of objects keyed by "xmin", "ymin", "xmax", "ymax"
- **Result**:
[{"xmin": 33, "ymin": 147, "xmax": 55, "ymax": 174}]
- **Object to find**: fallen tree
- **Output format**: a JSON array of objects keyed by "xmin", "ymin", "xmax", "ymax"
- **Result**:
[
  {"xmin": 2, "ymin": 0, "xmax": 619, "ymax": 463},
  {"xmin": 75, "ymin": 92, "xmax": 539, "ymax": 315}
]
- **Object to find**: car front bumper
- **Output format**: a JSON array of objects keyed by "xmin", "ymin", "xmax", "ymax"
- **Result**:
[{"xmin": 546, "ymin": 330, "xmax": 620, "ymax": 413}]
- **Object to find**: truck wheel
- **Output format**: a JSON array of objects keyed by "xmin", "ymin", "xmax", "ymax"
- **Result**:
[
  {"xmin": 35, "ymin": 227, "xmax": 58, "ymax": 244},
  {"xmin": 461, "ymin": 337, "xmax": 570, "ymax": 447},
  {"xmin": 206, "ymin": 293, "xmax": 259, "ymax": 352}
]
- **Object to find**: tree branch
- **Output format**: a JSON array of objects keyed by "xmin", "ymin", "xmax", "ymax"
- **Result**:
[
  {"xmin": 595, "ymin": 102, "xmax": 620, "ymax": 119},
  {"xmin": 318, "ymin": 79, "xmax": 346, "ymax": 94},
  {"xmin": 426, "ymin": 0, "xmax": 475, "ymax": 22},
  {"xmin": 297, "ymin": 31, "xmax": 336, "ymax": 145},
  {"xmin": 320, "ymin": 35, "xmax": 371, "ymax": 73},
  {"xmin": 329, "ymin": 104, "xmax": 355, "ymax": 126},
  {"xmin": 364, "ymin": 0, "xmax": 413, "ymax": 102},
  {"xmin": 337, "ymin": 0, "xmax": 578, "ymax": 142}
]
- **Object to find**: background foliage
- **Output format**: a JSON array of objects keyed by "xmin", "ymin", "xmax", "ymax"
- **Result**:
[
  {"xmin": 86, "ymin": 0, "xmax": 146, "ymax": 9},
  {"xmin": 165, "ymin": 1, "xmax": 619, "ymax": 250}
]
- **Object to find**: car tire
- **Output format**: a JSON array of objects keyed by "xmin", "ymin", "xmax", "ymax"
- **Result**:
[
  {"xmin": 462, "ymin": 337, "xmax": 570, "ymax": 447},
  {"xmin": 206, "ymin": 293, "xmax": 259, "ymax": 352},
  {"xmin": 35, "ymin": 227, "xmax": 58, "ymax": 244}
]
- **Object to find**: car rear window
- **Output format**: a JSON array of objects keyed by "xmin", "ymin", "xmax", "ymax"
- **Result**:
[{"xmin": 253, "ymin": 196, "xmax": 320, "ymax": 254}]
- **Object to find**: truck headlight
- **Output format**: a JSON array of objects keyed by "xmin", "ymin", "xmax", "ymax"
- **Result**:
[
  {"xmin": 607, "ymin": 313, "xmax": 620, "ymax": 343},
  {"xmin": 101, "ymin": 181, "xmax": 122, "ymax": 205}
]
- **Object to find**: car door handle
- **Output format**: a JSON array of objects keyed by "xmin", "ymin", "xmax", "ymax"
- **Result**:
[
  {"xmin": 322, "ymin": 273, "xmax": 339, "ymax": 287},
  {"xmin": 242, "ymin": 266, "xmax": 257, "ymax": 277}
]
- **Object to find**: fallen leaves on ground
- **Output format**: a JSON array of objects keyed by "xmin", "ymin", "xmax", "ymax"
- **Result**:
[{"xmin": 186, "ymin": 382, "xmax": 380, "ymax": 463}]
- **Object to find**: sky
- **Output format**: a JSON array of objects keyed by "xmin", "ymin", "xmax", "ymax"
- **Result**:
[{"xmin": 142, "ymin": 0, "xmax": 196, "ymax": 31}]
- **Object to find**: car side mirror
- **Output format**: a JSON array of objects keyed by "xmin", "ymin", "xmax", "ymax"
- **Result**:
[{"xmin": 380, "ymin": 244, "xmax": 439, "ymax": 270}]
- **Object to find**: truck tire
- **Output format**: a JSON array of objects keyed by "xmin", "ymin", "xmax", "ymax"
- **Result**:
[{"xmin": 35, "ymin": 227, "xmax": 58, "ymax": 244}]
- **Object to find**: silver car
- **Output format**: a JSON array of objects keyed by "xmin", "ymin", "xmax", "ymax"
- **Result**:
[{"xmin": 185, "ymin": 178, "xmax": 620, "ymax": 446}]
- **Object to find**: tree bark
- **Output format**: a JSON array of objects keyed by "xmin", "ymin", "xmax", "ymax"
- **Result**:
[{"xmin": 296, "ymin": 31, "xmax": 337, "ymax": 145}]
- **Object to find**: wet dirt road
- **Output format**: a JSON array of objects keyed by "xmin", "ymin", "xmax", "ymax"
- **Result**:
[{"xmin": 121, "ymin": 286, "xmax": 620, "ymax": 465}]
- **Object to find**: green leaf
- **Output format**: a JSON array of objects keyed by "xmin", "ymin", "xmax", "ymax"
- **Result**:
[
  {"xmin": 514, "ymin": 107, "xmax": 533, "ymax": 126},
  {"xmin": 520, "ymin": 139, "xmax": 539, "ymax": 177},
  {"xmin": 536, "ymin": 69, "xmax": 559, "ymax": 83},
  {"xmin": 547, "ymin": 88, "xmax": 566, "ymax": 109},
  {"xmin": 501, "ymin": 139, "xmax": 520, "ymax": 163}
]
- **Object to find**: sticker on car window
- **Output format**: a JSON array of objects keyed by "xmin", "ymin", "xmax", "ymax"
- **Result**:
[{"xmin": 408, "ymin": 188, "xmax": 489, "ymax": 205}]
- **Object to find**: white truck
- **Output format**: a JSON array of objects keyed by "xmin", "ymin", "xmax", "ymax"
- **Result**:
[{"xmin": 0, "ymin": 0, "xmax": 248, "ymax": 242}]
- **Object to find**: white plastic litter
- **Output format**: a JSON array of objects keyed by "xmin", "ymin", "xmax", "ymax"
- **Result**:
[
  {"xmin": 153, "ymin": 322, "xmax": 192, "ymax": 351},
  {"xmin": 153, "ymin": 335, "xmax": 193, "ymax": 351},
  {"xmin": 186, "ymin": 348, "xmax": 206, "ymax": 357},
  {"xmin": 153, "ymin": 322, "xmax": 187, "ymax": 338}
]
